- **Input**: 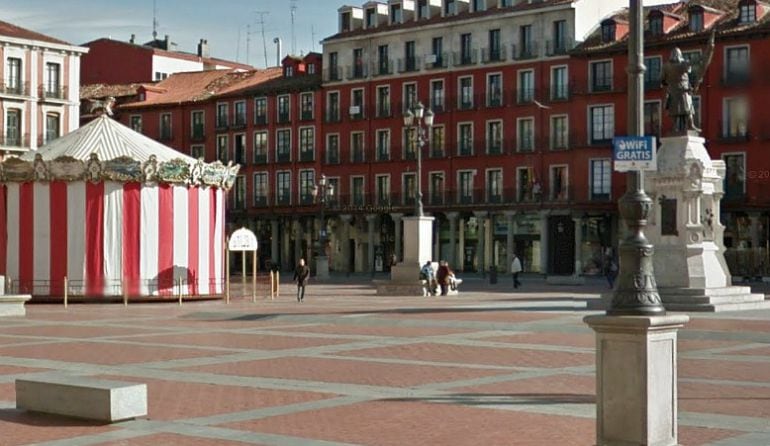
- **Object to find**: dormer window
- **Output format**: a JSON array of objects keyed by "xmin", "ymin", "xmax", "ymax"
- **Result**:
[
  {"xmin": 601, "ymin": 21, "xmax": 616, "ymax": 43},
  {"xmin": 689, "ymin": 8, "xmax": 704, "ymax": 32},
  {"xmin": 341, "ymin": 12, "xmax": 351, "ymax": 32},
  {"xmin": 445, "ymin": 0, "xmax": 456, "ymax": 15},
  {"xmin": 649, "ymin": 13, "xmax": 663, "ymax": 36},
  {"xmin": 366, "ymin": 8, "xmax": 376, "ymax": 27},
  {"xmin": 390, "ymin": 4, "xmax": 402, "ymax": 23},
  {"xmin": 418, "ymin": 0, "xmax": 429, "ymax": 19},
  {"xmin": 739, "ymin": 0, "xmax": 757, "ymax": 23},
  {"xmin": 285, "ymin": 66, "xmax": 294, "ymax": 77},
  {"xmin": 307, "ymin": 63, "xmax": 315, "ymax": 75}
]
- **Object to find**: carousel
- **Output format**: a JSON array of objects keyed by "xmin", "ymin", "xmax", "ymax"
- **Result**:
[{"xmin": 0, "ymin": 111, "xmax": 238, "ymax": 300}]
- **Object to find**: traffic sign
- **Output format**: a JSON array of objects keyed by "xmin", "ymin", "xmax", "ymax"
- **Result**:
[
  {"xmin": 228, "ymin": 227, "xmax": 258, "ymax": 252},
  {"xmin": 613, "ymin": 136, "xmax": 657, "ymax": 172}
]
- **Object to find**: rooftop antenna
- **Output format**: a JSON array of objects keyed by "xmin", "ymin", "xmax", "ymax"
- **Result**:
[
  {"xmin": 311, "ymin": 25, "xmax": 316, "ymax": 52},
  {"xmin": 290, "ymin": 0, "xmax": 297, "ymax": 55},
  {"xmin": 152, "ymin": 0, "xmax": 159, "ymax": 40},
  {"xmin": 246, "ymin": 24, "xmax": 251, "ymax": 65},
  {"xmin": 236, "ymin": 25, "xmax": 241, "ymax": 62},
  {"xmin": 255, "ymin": 11, "xmax": 270, "ymax": 68}
]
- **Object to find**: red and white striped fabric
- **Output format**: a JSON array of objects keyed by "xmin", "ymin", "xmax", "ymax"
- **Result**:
[{"xmin": 0, "ymin": 181, "xmax": 225, "ymax": 298}]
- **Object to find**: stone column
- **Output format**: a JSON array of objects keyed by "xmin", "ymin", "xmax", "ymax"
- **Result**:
[
  {"xmin": 340, "ymin": 215, "xmax": 352, "ymax": 273},
  {"xmin": 270, "ymin": 218, "xmax": 279, "ymax": 267},
  {"xmin": 474, "ymin": 211, "xmax": 487, "ymax": 274},
  {"xmin": 433, "ymin": 216, "xmax": 440, "ymax": 261},
  {"xmin": 281, "ymin": 218, "xmax": 291, "ymax": 270},
  {"xmin": 366, "ymin": 214, "xmax": 377, "ymax": 275},
  {"xmin": 505, "ymin": 211, "xmax": 516, "ymax": 273},
  {"xmin": 447, "ymin": 212, "xmax": 459, "ymax": 268},
  {"xmin": 584, "ymin": 315, "xmax": 690, "ymax": 446},
  {"xmin": 459, "ymin": 217, "xmax": 465, "ymax": 271},
  {"xmin": 540, "ymin": 212, "xmax": 549, "ymax": 275},
  {"xmin": 749, "ymin": 212, "xmax": 761, "ymax": 249},
  {"xmin": 573, "ymin": 216, "xmax": 583, "ymax": 277},
  {"xmin": 391, "ymin": 213, "xmax": 403, "ymax": 261},
  {"xmin": 293, "ymin": 218, "xmax": 303, "ymax": 266}
]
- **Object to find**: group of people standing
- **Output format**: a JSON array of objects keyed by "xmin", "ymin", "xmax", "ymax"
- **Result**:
[{"xmin": 420, "ymin": 260, "xmax": 459, "ymax": 296}]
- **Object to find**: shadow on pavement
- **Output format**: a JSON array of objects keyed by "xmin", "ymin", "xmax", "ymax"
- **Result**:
[
  {"xmin": 380, "ymin": 393, "xmax": 596, "ymax": 406},
  {"xmin": 0, "ymin": 408, "xmax": 109, "ymax": 427}
]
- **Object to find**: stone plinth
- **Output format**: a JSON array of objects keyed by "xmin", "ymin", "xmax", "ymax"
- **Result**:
[
  {"xmin": 376, "ymin": 216, "xmax": 435, "ymax": 296},
  {"xmin": 0, "ymin": 295, "xmax": 31, "ymax": 317},
  {"xmin": 315, "ymin": 255, "xmax": 329, "ymax": 280},
  {"xmin": 546, "ymin": 275, "xmax": 586, "ymax": 285},
  {"xmin": 584, "ymin": 314, "xmax": 689, "ymax": 446}
]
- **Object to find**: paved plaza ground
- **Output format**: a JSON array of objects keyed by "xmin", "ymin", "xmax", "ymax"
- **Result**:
[{"xmin": 0, "ymin": 275, "xmax": 769, "ymax": 445}]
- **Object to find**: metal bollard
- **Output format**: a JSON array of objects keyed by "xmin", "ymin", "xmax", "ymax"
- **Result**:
[{"xmin": 63, "ymin": 277, "xmax": 68, "ymax": 309}]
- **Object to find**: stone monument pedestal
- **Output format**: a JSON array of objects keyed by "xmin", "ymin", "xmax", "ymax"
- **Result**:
[
  {"xmin": 0, "ymin": 276, "xmax": 31, "ymax": 317},
  {"xmin": 375, "ymin": 216, "xmax": 434, "ymax": 296},
  {"xmin": 315, "ymin": 255, "xmax": 330, "ymax": 280},
  {"xmin": 584, "ymin": 314, "xmax": 689, "ymax": 446}
]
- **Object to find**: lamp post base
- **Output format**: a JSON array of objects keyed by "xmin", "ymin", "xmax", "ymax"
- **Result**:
[{"xmin": 315, "ymin": 255, "xmax": 329, "ymax": 280}]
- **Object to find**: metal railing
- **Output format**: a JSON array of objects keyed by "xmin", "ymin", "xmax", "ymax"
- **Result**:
[
  {"xmin": 0, "ymin": 82, "xmax": 29, "ymax": 96},
  {"xmin": 481, "ymin": 46, "xmax": 507, "ymax": 63},
  {"xmin": 40, "ymin": 84, "xmax": 68, "ymax": 100},
  {"xmin": 512, "ymin": 43, "xmax": 539, "ymax": 61},
  {"xmin": 0, "ymin": 133, "xmax": 29, "ymax": 148}
]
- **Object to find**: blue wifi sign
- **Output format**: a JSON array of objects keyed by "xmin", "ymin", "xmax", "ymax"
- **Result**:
[{"xmin": 612, "ymin": 136, "xmax": 657, "ymax": 172}]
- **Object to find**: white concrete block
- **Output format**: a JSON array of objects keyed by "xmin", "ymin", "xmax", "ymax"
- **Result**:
[
  {"xmin": 0, "ymin": 295, "xmax": 31, "ymax": 317},
  {"xmin": 16, "ymin": 376, "xmax": 147, "ymax": 422}
]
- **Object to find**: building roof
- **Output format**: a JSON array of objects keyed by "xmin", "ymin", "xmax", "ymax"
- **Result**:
[
  {"xmin": 0, "ymin": 19, "xmax": 71, "ymax": 46},
  {"xmin": 81, "ymin": 83, "xmax": 145, "ymax": 100},
  {"xmin": 119, "ymin": 67, "xmax": 284, "ymax": 109},
  {"xmin": 83, "ymin": 38, "xmax": 253, "ymax": 70},
  {"xmin": 323, "ymin": 0, "xmax": 573, "ymax": 42},
  {"xmin": 574, "ymin": 0, "xmax": 770, "ymax": 54}
]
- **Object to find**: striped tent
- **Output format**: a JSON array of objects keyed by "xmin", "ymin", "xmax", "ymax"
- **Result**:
[{"xmin": 0, "ymin": 114, "xmax": 238, "ymax": 299}]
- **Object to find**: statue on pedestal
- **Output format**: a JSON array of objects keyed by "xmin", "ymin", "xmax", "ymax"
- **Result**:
[{"xmin": 662, "ymin": 31, "xmax": 715, "ymax": 134}]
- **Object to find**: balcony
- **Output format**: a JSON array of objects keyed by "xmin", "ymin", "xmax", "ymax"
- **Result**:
[
  {"xmin": 430, "ymin": 147, "xmax": 445, "ymax": 158},
  {"xmin": 428, "ymin": 192, "xmax": 445, "ymax": 206},
  {"xmin": 325, "ymin": 110, "xmax": 341, "ymax": 123},
  {"xmin": 276, "ymin": 151, "xmax": 291, "ymax": 163},
  {"xmin": 590, "ymin": 78, "xmax": 614, "ymax": 93},
  {"xmin": 349, "ymin": 105, "xmax": 365, "ymax": 120},
  {"xmin": 398, "ymin": 57, "xmax": 420, "ymax": 73},
  {"xmin": 299, "ymin": 149, "xmax": 315, "ymax": 162},
  {"xmin": 159, "ymin": 128, "xmax": 173, "ymax": 141},
  {"xmin": 644, "ymin": 76, "xmax": 662, "ymax": 91},
  {"xmin": 276, "ymin": 193, "xmax": 291, "ymax": 206},
  {"xmin": 515, "ymin": 88, "xmax": 536, "ymax": 105},
  {"xmin": 487, "ymin": 91, "xmax": 504, "ymax": 107},
  {"xmin": 40, "ymin": 84, "xmax": 68, "ymax": 101},
  {"xmin": 376, "ymin": 104, "xmax": 392, "ymax": 118},
  {"xmin": 456, "ymin": 189, "xmax": 483, "ymax": 205},
  {"xmin": 253, "ymin": 196, "xmax": 268, "ymax": 207},
  {"xmin": 255, "ymin": 114, "xmax": 267, "ymax": 125},
  {"xmin": 722, "ymin": 71, "xmax": 751, "ymax": 87},
  {"xmin": 512, "ymin": 43, "xmax": 538, "ymax": 61},
  {"xmin": 215, "ymin": 117, "xmax": 229, "ymax": 132},
  {"xmin": 376, "ymin": 147, "xmax": 390, "ymax": 161},
  {"xmin": 254, "ymin": 153, "xmax": 268, "ymax": 164},
  {"xmin": 0, "ymin": 82, "xmax": 29, "ymax": 97},
  {"xmin": 424, "ymin": 53, "xmax": 448, "ymax": 70},
  {"xmin": 326, "ymin": 150, "xmax": 340, "ymax": 164},
  {"xmin": 403, "ymin": 148, "xmax": 417, "ymax": 161},
  {"xmin": 373, "ymin": 60, "xmax": 393, "ymax": 77},
  {"xmin": 300, "ymin": 110, "xmax": 314, "ymax": 121},
  {"xmin": 548, "ymin": 84, "xmax": 571, "ymax": 102},
  {"xmin": 457, "ymin": 97, "xmax": 475, "ymax": 111},
  {"xmin": 481, "ymin": 46, "xmax": 507, "ymax": 63},
  {"xmin": 719, "ymin": 122, "xmax": 750, "ymax": 142},
  {"xmin": 486, "ymin": 142, "xmax": 504, "ymax": 155},
  {"xmin": 234, "ymin": 150, "xmax": 246, "ymax": 165},
  {"xmin": 352, "ymin": 150, "xmax": 365, "ymax": 163},
  {"xmin": 0, "ymin": 133, "xmax": 29, "ymax": 150},
  {"xmin": 453, "ymin": 50, "xmax": 478, "ymax": 66},
  {"xmin": 232, "ymin": 114, "xmax": 247, "ymax": 130},
  {"xmin": 277, "ymin": 112, "xmax": 291, "ymax": 124},
  {"xmin": 347, "ymin": 64, "xmax": 368, "ymax": 80},
  {"xmin": 300, "ymin": 193, "xmax": 315, "ymax": 205},
  {"xmin": 326, "ymin": 67, "xmax": 342, "ymax": 82},
  {"xmin": 458, "ymin": 144, "xmax": 474, "ymax": 156},
  {"xmin": 545, "ymin": 39, "xmax": 573, "ymax": 57},
  {"xmin": 191, "ymin": 125, "xmax": 205, "ymax": 142}
]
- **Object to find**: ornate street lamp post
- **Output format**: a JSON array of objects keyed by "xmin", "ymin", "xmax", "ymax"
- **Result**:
[
  {"xmin": 403, "ymin": 101, "xmax": 434, "ymax": 217},
  {"xmin": 312, "ymin": 174, "xmax": 334, "ymax": 279}
]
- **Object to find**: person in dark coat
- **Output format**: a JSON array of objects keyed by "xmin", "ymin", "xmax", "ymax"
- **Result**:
[
  {"xmin": 293, "ymin": 258, "xmax": 310, "ymax": 302},
  {"xmin": 436, "ymin": 260, "xmax": 453, "ymax": 296}
]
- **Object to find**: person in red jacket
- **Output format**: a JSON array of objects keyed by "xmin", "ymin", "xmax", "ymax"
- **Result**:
[{"xmin": 436, "ymin": 260, "xmax": 454, "ymax": 296}]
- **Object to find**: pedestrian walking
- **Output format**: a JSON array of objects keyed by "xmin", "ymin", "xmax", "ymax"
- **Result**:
[
  {"xmin": 604, "ymin": 256, "xmax": 618, "ymax": 289},
  {"xmin": 436, "ymin": 260, "xmax": 454, "ymax": 296},
  {"xmin": 511, "ymin": 253, "xmax": 523, "ymax": 289},
  {"xmin": 293, "ymin": 258, "xmax": 310, "ymax": 302}
]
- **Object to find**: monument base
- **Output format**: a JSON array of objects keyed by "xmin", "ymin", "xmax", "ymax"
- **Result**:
[
  {"xmin": 546, "ymin": 275, "xmax": 586, "ymax": 286},
  {"xmin": 584, "ymin": 314, "xmax": 689, "ymax": 446},
  {"xmin": 315, "ymin": 256, "xmax": 329, "ymax": 280},
  {"xmin": 588, "ymin": 287, "xmax": 770, "ymax": 312},
  {"xmin": 0, "ymin": 295, "xmax": 32, "ymax": 317},
  {"xmin": 375, "ymin": 262, "xmax": 430, "ymax": 296}
]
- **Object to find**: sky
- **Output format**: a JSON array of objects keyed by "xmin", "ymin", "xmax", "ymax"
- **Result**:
[{"xmin": 0, "ymin": 0, "xmax": 340, "ymax": 68}]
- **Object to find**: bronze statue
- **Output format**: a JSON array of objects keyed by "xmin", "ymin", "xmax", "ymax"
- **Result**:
[{"xmin": 661, "ymin": 30, "xmax": 715, "ymax": 134}]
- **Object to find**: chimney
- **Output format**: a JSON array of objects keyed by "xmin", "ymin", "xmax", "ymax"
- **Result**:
[
  {"xmin": 273, "ymin": 37, "xmax": 282, "ymax": 67},
  {"xmin": 164, "ymin": 34, "xmax": 171, "ymax": 50},
  {"xmin": 197, "ymin": 39, "xmax": 210, "ymax": 58},
  {"xmin": 129, "ymin": 33, "xmax": 136, "ymax": 44}
]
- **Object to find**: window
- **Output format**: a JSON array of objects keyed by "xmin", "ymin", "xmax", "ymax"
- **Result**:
[
  {"xmin": 253, "ymin": 172, "xmax": 268, "ymax": 206},
  {"xmin": 307, "ymin": 63, "xmax": 315, "ymax": 74},
  {"xmin": 191, "ymin": 111, "xmax": 204, "ymax": 139},
  {"xmin": 404, "ymin": 40, "xmax": 416, "ymax": 72},
  {"xmin": 689, "ymin": 9, "xmax": 703, "ymax": 32},
  {"xmin": 590, "ymin": 105, "xmax": 615, "ymax": 144},
  {"xmin": 550, "ymin": 115, "xmax": 568, "ymax": 150},
  {"xmin": 518, "ymin": 70, "xmax": 534, "ymax": 103},
  {"xmin": 366, "ymin": 8, "xmax": 376, "ymax": 27},
  {"xmin": 692, "ymin": 95, "xmax": 702, "ymax": 129},
  {"xmin": 326, "ymin": 177, "xmax": 339, "ymax": 205},
  {"xmin": 326, "ymin": 134, "xmax": 340, "ymax": 164},
  {"xmin": 550, "ymin": 165, "xmax": 568, "ymax": 201},
  {"xmin": 459, "ymin": 76, "xmax": 473, "ymax": 109},
  {"xmin": 377, "ymin": 129, "xmax": 390, "ymax": 161},
  {"xmin": 254, "ymin": 131, "xmax": 268, "ymax": 163},
  {"xmin": 154, "ymin": 72, "xmax": 168, "ymax": 81},
  {"xmin": 644, "ymin": 56, "xmax": 662, "ymax": 89},
  {"xmin": 445, "ymin": 0, "xmax": 456, "ymax": 15},
  {"xmin": 191, "ymin": 145, "xmax": 205, "ymax": 160},
  {"xmin": 276, "ymin": 171, "xmax": 291, "ymax": 205},
  {"xmin": 233, "ymin": 176, "xmax": 246, "ymax": 210},
  {"xmin": 601, "ymin": 21, "xmax": 616, "ymax": 42},
  {"xmin": 723, "ymin": 97, "xmax": 749, "ymax": 139},
  {"xmin": 403, "ymin": 83, "xmax": 417, "ymax": 113},
  {"xmin": 432, "ymin": 37, "xmax": 444, "ymax": 67},
  {"xmin": 352, "ymin": 48, "xmax": 365, "ymax": 78},
  {"xmin": 6, "ymin": 57, "xmax": 21, "ymax": 92},
  {"xmin": 300, "ymin": 170, "xmax": 315, "ymax": 204},
  {"xmin": 517, "ymin": 118, "xmax": 534, "ymax": 152},
  {"xmin": 644, "ymin": 101, "xmax": 661, "ymax": 137},
  {"xmin": 352, "ymin": 176, "xmax": 365, "ymax": 205},
  {"xmin": 723, "ymin": 153, "xmax": 745, "ymax": 198},
  {"xmin": 255, "ymin": 97, "xmax": 267, "ymax": 124},
  {"xmin": 430, "ymin": 172, "xmax": 445, "ymax": 204},
  {"xmin": 430, "ymin": 80, "xmax": 445, "ymax": 111},
  {"xmin": 487, "ymin": 169, "xmax": 503, "ymax": 203},
  {"xmin": 5, "ymin": 109, "xmax": 21, "ymax": 146},
  {"xmin": 725, "ymin": 46, "xmax": 750, "ymax": 83},
  {"xmin": 299, "ymin": 127, "xmax": 315, "ymax": 161},
  {"xmin": 159, "ymin": 113, "xmax": 172, "ymax": 140},
  {"xmin": 234, "ymin": 101, "xmax": 246, "ymax": 126},
  {"xmin": 378, "ymin": 44, "xmax": 390, "ymax": 75},
  {"xmin": 277, "ymin": 95, "xmax": 290, "ymax": 123},
  {"xmin": 377, "ymin": 86, "xmax": 391, "ymax": 117},
  {"xmin": 216, "ymin": 103, "xmax": 228, "ymax": 128},
  {"xmin": 300, "ymin": 93, "xmax": 314, "ymax": 120},
  {"xmin": 327, "ymin": 91, "xmax": 340, "ymax": 122},
  {"xmin": 459, "ymin": 123, "xmax": 473, "ymax": 155},
  {"xmin": 500, "ymin": 0, "xmax": 513, "ymax": 6},
  {"xmin": 551, "ymin": 66, "xmax": 568, "ymax": 100},
  {"xmin": 517, "ymin": 167, "xmax": 535, "ymax": 201},
  {"xmin": 472, "ymin": 0, "xmax": 485, "ymax": 12},
  {"xmin": 487, "ymin": 29, "xmax": 501, "ymax": 62},
  {"xmin": 458, "ymin": 171, "xmax": 474, "ymax": 204},
  {"xmin": 460, "ymin": 33, "xmax": 473, "ymax": 65},
  {"xmin": 649, "ymin": 14, "xmax": 663, "ymax": 36},
  {"xmin": 130, "ymin": 115, "xmax": 142, "ymax": 133},
  {"xmin": 328, "ymin": 51, "xmax": 339, "ymax": 81},
  {"xmin": 276, "ymin": 129, "xmax": 291, "ymax": 162},
  {"xmin": 591, "ymin": 61, "xmax": 612, "ymax": 92},
  {"xmin": 352, "ymin": 132, "xmax": 365, "ymax": 162},
  {"xmin": 518, "ymin": 25, "xmax": 533, "ymax": 58},
  {"xmin": 431, "ymin": 126, "xmax": 445, "ymax": 157},
  {"xmin": 351, "ymin": 88, "xmax": 364, "ymax": 119},
  {"xmin": 739, "ymin": 1, "xmax": 757, "ymax": 23},
  {"xmin": 486, "ymin": 120, "xmax": 502, "ymax": 154},
  {"xmin": 391, "ymin": 3, "xmax": 402, "ymax": 23},
  {"xmin": 418, "ymin": 0, "xmax": 429, "ymax": 19},
  {"xmin": 552, "ymin": 20, "xmax": 567, "ymax": 54},
  {"xmin": 404, "ymin": 127, "xmax": 417, "ymax": 160},
  {"xmin": 590, "ymin": 159, "xmax": 611, "ymax": 200},
  {"xmin": 376, "ymin": 175, "xmax": 390, "ymax": 205},
  {"xmin": 403, "ymin": 173, "xmax": 416, "ymax": 206},
  {"xmin": 487, "ymin": 73, "xmax": 502, "ymax": 107},
  {"xmin": 216, "ymin": 135, "xmax": 229, "ymax": 162},
  {"xmin": 45, "ymin": 113, "xmax": 60, "ymax": 143},
  {"xmin": 234, "ymin": 133, "xmax": 246, "ymax": 165},
  {"xmin": 44, "ymin": 62, "xmax": 61, "ymax": 97}
]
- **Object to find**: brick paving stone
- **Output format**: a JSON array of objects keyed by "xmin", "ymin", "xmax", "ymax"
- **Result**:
[
  {"xmin": 678, "ymin": 426, "xmax": 746, "ymax": 446},
  {"xmin": 455, "ymin": 374, "xmax": 596, "ymax": 400},
  {"xmin": 0, "ymin": 365, "xmax": 43, "ymax": 375},
  {"xmin": 336, "ymin": 342, "xmax": 595, "ymax": 368},
  {"xmin": 481, "ymin": 332, "xmax": 596, "ymax": 348},
  {"xmin": 95, "ymin": 375, "xmax": 334, "ymax": 421},
  {"xmin": 286, "ymin": 324, "xmax": 473, "ymax": 338},
  {"xmin": 0, "ymin": 324, "xmax": 157, "ymax": 339},
  {"xmin": 0, "ymin": 382, "xmax": 14, "ymax": 401},
  {"xmin": 678, "ymin": 339, "xmax": 747, "ymax": 352},
  {"xmin": 125, "ymin": 332, "xmax": 354, "ymax": 350},
  {"xmin": 679, "ymin": 381, "xmax": 770, "ymax": 418},
  {"xmin": 92, "ymin": 433, "xmax": 260, "ymax": 446},
  {"xmin": 0, "ymin": 335, "xmax": 45, "ymax": 345},
  {"xmin": 685, "ymin": 318, "xmax": 770, "ymax": 333},
  {"xmin": 0, "ymin": 341, "xmax": 215, "ymax": 365},
  {"xmin": 382, "ymin": 310, "xmax": 566, "ymax": 323},
  {"xmin": 184, "ymin": 356, "xmax": 506, "ymax": 388},
  {"xmin": 0, "ymin": 410, "xmax": 115, "ymax": 446},
  {"xmin": 679, "ymin": 358, "xmax": 770, "ymax": 383},
  {"xmin": 722, "ymin": 345, "xmax": 770, "ymax": 356}
]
